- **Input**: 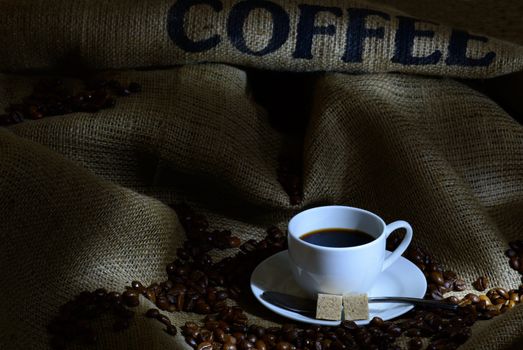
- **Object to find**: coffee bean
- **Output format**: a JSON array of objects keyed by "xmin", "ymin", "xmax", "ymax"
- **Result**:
[
  {"xmin": 232, "ymin": 332, "xmax": 245, "ymax": 342},
  {"xmin": 509, "ymin": 256, "xmax": 520, "ymax": 270},
  {"xmin": 164, "ymin": 325, "xmax": 177, "ymax": 336},
  {"xmin": 246, "ymin": 334, "xmax": 257, "ymax": 344},
  {"xmin": 143, "ymin": 289, "xmax": 156, "ymax": 303},
  {"xmin": 443, "ymin": 270, "xmax": 457, "ymax": 281},
  {"xmin": 156, "ymin": 295, "xmax": 169, "ymax": 310},
  {"xmin": 239, "ymin": 340, "xmax": 254, "ymax": 350},
  {"xmin": 254, "ymin": 340, "xmax": 267, "ymax": 350},
  {"xmin": 444, "ymin": 296, "xmax": 459, "ymax": 304},
  {"xmin": 427, "ymin": 339, "xmax": 453, "ymax": 350},
  {"xmin": 504, "ymin": 300, "xmax": 516, "ymax": 309},
  {"xmin": 223, "ymin": 343, "xmax": 237, "ymax": 350},
  {"xmin": 427, "ymin": 284, "xmax": 444, "ymax": 300},
  {"xmin": 166, "ymin": 263, "xmax": 177, "ymax": 274},
  {"xmin": 275, "ymin": 341, "xmax": 292, "ymax": 350},
  {"xmin": 465, "ymin": 293, "xmax": 480, "ymax": 304},
  {"xmin": 408, "ymin": 337, "xmax": 423, "ymax": 350},
  {"xmin": 131, "ymin": 281, "xmax": 144, "ymax": 290},
  {"xmin": 472, "ymin": 276, "xmax": 489, "ymax": 291},
  {"xmin": 509, "ymin": 291, "xmax": 520, "ymax": 303},
  {"xmin": 117, "ymin": 87, "xmax": 131, "ymax": 97},
  {"xmin": 228, "ymin": 237, "xmax": 242, "ymax": 248},
  {"xmin": 197, "ymin": 330, "xmax": 213, "ymax": 343},
  {"xmin": 430, "ymin": 271, "xmax": 445, "ymax": 286},
  {"xmin": 369, "ymin": 316, "xmax": 384, "ymax": 328},
  {"xmin": 477, "ymin": 300, "xmax": 488, "ymax": 312},
  {"xmin": 340, "ymin": 320, "xmax": 358, "ymax": 332},
  {"xmin": 145, "ymin": 308, "xmax": 160, "ymax": 318},
  {"xmin": 481, "ymin": 308, "xmax": 499, "ymax": 320},
  {"xmin": 196, "ymin": 342, "xmax": 212, "ymax": 350},
  {"xmin": 212, "ymin": 328, "xmax": 225, "ymax": 342},
  {"xmin": 122, "ymin": 290, "xmax": 140, "ymax": 307},
  {"xmin": 458, "ymin": 297, "xmax": 473, "ymax": 307},
  {"xmin": 196, "ymin": 300, "xmax": 212, "ymax": 314},
  {"xmin": 105, "ymin": 292, "xmax": 121, "ymax": 305},
  {"xmin": 496, "ymin": 288, "xmax": 509, "ymax": 300},
  {"xmin": 453, "ymin": 279, "xmax": 467, "ymax": 291},
  {"xmin": 93, "ymin": 288, "xmax": 107, "ymax": 300},
  {"xmin": 224, "ymin": 334, "xmax": 237, "ymax": 344},
  {"xmin": 451, "ymin": 327, "xmax": 471, "ymax": 344},
  {"xmin": 494, "ymin": 298, "xmax": 506, "ymax": 306},
  {"xmin": 405, "ymin": 328, "xmax": 421, "ymax": 337},
  {"xmin": 486, "ymin": 289, "xmax": 498, "ymax": 300},
  {"xmin": 440, "ymin": 280, "xmax": 453, "ymax": 292},
  {"xmin": 386, "ymin": 324, "xmax": 402, "ymax": 337},
  {"xmin": 185, "ymin": 337, "xmax": 198, "ymax": 348},
  {"xmin": 158, "ymin": 314, "xmax": 171, "ymax": 326},
  {"xmin": 5, "ymin": 111, "xmax": 24, "ymax": 125}
]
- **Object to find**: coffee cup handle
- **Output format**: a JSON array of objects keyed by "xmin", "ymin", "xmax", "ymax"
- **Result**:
[{"xmin": 382, "ymin": 221, "xmax": 413, "ymax": 271}]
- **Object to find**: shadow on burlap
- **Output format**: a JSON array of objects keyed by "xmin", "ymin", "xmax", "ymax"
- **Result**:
[{"xmin": 1, "ymin": 64, "xmax": 522, "ymax": 349}]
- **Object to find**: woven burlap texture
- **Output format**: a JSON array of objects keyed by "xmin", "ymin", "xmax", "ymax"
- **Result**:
[
  {"xmin": 1, "ymin": 64, "xmax": 522, "ymax": 349},
  {"xmin": 1, "ymin": 0, "xmax": 523, "ymax": 78},
  {"xmin": 368, "ymin": 0, "xmax": 523, "ymax": 46}
]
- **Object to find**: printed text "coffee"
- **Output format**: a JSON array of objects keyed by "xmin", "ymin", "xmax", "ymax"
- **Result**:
[{"xmin": 167, "ymin": 0, "xmax": 495, "ymax": 67}]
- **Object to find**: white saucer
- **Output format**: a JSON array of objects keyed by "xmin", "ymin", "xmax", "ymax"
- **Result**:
[{"xmin": 250, "ymin": 250, "xmax": 427, "ymax": 326}]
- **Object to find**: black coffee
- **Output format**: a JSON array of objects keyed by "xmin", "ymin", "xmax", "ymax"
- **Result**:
[{"xmin": 300, "ymin": 228, "xmax": 374, "ymax": 248}]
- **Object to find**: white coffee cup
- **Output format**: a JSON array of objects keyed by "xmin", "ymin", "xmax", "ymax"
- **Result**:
[{"xmin": 287, "ymin": 206, "xmax": 413, "ymax": 295}]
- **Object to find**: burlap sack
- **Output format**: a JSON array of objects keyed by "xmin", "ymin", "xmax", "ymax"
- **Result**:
[
  {"xmin": 1, "ymin": 0, "xmax": 523, "ymax": 78},
  {"xmin": 1, "ymin": 0, "xmax": 523, "ymax": 350},
  {"xmin": 1, "ymin": 64, "xmax": 523, "ymax": 349}
]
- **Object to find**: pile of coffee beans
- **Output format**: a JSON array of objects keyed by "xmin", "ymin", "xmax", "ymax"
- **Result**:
[
  {"xmin": 47, "ymin": 289, "xmax": 135, "ymax": 349},
  {"xmin": 387, "ymin": 232, "xmax": 467, "ymax": 301},
  {"xmin": 403, "ymin": 246, "xmax": 467, "ymax": 301},
  {"xmin": 180, "ymin": 309, "xmax": 473, "ymax": 350},
  {"xmin": 0, "ymin": 78, "xmax": 141, "ymax": 126},
  {"xmin": 48, "ymin": 205, "xmax": 523, "ymax": 350}
]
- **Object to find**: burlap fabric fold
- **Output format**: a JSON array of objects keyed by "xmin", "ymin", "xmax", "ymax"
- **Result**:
[{"xmin": 1, "ymin": 0, "xmax": 523, "ymax": 349}]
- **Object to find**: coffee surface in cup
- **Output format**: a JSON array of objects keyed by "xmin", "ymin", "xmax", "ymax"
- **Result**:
[{"xmin": 300, "ymin": 228, "xmax": 374, "ymax": 248}]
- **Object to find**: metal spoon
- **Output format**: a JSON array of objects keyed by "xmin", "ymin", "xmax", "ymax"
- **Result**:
[{"xmin": 261, "ymin": 291, "xmax": 458, "ymax": 316}]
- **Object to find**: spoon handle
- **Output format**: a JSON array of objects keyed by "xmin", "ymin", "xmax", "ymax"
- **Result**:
[{"xmin": 369, "ymin": 297, "xmax": 457, "ymax": 310}]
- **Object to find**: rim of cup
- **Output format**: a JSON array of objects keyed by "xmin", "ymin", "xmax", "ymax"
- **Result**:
[{"xmin": 288, "ymin": 205, "xmax": 387, "ymax": 251}]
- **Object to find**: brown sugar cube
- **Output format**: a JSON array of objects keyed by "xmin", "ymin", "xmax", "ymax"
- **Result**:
[
  {"xmin": 343, "ymin": 293, "xmax": 369, "ymax": 321},
  {"xmin": 316, "ymin": 293, "xmax": 343, "ymax": 320}
]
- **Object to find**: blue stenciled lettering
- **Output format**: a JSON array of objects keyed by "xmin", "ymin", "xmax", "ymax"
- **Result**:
[
  {"xmin": 446, "ymin": 30, "xmax": 496, "ymax": 66},
  {"xmin": 392, "ymin": 16, "xmax": 442, "ymax": 65},
  {"xmin": 227, "ymin": 0, "xmax": 290, "ymax": 56},
  {"xmin": 167, "ymin": 0, "xmax": 223, "ymax": 52},
  {"xmin": 342, "ymin": 8, "xmax": 390, "ymax": 63},
  {"xmin": 293, "ymin": 5, "xmax": 342, "ymax": 59},
  {"xmin": 165, "ymin": 0, "xmax": 497, "ymax": 69}
]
